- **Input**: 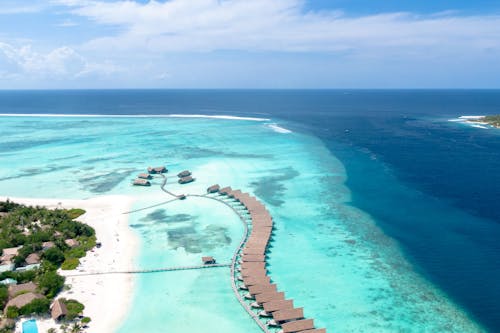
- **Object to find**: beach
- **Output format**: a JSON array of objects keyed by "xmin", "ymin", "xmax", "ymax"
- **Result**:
[{"xmin": 0, "ymin": 195, "xmax": 138, "ymax": 333}]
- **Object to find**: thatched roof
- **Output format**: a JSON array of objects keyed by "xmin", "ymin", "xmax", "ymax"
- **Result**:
[
  {"xmin": 8, "ymin": 282, "xmax": 38, "ymax": 298},
  {"xmin": 178, "ymin": 176, "xmax": 194, "ymax": 184},
  {"xmin": 65, "ymin": 239, "xmax": 79, "ymax": 248},
  {"xmin": 51, "ymin": 299, "xmax": 68, "ymax": 320},
  {"xmin": 263, "ymin": 299, "xmax": 294, "ymax": 313},
  {"xmin": 300, "ymin": 329, "xmax": 326, "ymax": 333},
  {"xmin": 5, "ymin": 292, "xmax": 43, "ymax": 310},
  {"xmin": 273, "ymin": 308, "xmax": 304, "ymax": 322},
  {"xmin": 133, "ymin": 178, "xmax": 151, "ymax": 186},
  {"xmin": 206, "ymin": 184, "xmax": 220, "ymax": 193},
  {"xmin": 202, "ymin": 256, "xmax": 215, "ymax": 264},
  {"xmin": 25, "ymin": 253, "xmax": 40, "ymax": 265},
  {"xmin": 218, "ymin": 187, "xmax": 232, "ymax": 195},
  {"xmin": 281, "ymin": 319, "xmax": 314, "ymax": 333},
  {"xmin": 248, "ymin": 283, "xmax": 277, "ymax": 295},
  {"xmin": 177, "ymin": 170, "xmax": 191, "ymax": 178},
  {"xmin": 137, "ymin": 173, "xmax": 152, "ymax": 179},
  {"xmin": 243, "ymin": 276, "xmax": 270, "ymax": 287},
  {"xmin": 1, "ymin": 247, "xmax": 21, "ymax": 257},
  {"xmin": 255, "ymin": 291, "xmax": 284, "ymax": 304},
  {"xmin": 148, "ymin": 166, "xmax": 167, "ymax": 174},
  {"xmin": 42, "ymin": 241, "xmax": 55, "ymax": 250}
]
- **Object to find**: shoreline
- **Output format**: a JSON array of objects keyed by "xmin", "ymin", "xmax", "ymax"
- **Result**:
[{"xmin": 0, "ymin": 195, "xmax": 138, "ymax": 333}]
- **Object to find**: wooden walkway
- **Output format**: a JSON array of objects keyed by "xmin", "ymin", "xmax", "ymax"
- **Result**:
[{"xmin": 65, "ymin": 263, "xmax": 230, "ymax": 277}]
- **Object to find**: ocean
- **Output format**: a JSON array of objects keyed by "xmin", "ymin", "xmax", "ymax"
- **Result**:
[{"xmin": 0, "ymin": 90, "xmax": 499, "ymax": 332}]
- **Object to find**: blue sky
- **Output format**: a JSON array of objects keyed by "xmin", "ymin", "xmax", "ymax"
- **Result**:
[{"xmin": 0, "ymin": 0, "xmax": 499, "ymax": 89}]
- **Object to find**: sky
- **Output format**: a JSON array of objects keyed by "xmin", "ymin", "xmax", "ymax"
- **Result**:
[{"xmin": 1, "ymin": 0, "xmax": 500, "ymax": 89}]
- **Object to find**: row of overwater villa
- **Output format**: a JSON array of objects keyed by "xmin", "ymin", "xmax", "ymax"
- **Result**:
[{"xmin": 215, "ymin": 186, "xmax": 326, "ymax": 333}]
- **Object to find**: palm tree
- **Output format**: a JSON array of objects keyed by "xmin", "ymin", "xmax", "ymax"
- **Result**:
[{"xmin": 70, "ymin": 323, "xmax": 82, "ymax": 333}]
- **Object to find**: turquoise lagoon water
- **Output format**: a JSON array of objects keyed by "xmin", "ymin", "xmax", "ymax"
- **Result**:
[
  {"xmin": 21, "ymin": 319, "xmax": 38, "ymax": 333},
  {"xmin": 0, "ymin": 115, "xmax": 485, "ymax": 332}
]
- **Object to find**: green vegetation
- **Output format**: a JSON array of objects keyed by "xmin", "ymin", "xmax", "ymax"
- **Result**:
[
  {"xmin": 471, "ymin": 115, "xmax": 500, "ymax": 128},
  {"xmin": 61, "ymin": 258, "xmax": 80, "ymax": 270},
  {"xmin": 66, "ymin": 209, "xmax": 86, "ymax": 220},
  {"xmin": 0, "ymin": 285, "xmax": 8, "ymax": 308},
  {"xmin": 0, "ymin": 201, "xmax": 96, "ymax": 328},
  {"xmin": 81, "ymin": 317, "xmax": 91, "ymax": 324},
  {"xmin": 62, "ymin": 298, "xmax": 85, "ymax": 320},
  {"xmin": 19, "ymin": 297, "xmax": 51, "ymax": 315},
  {"xmin": 37, "ymin": 270, "xmax": 65, "ymax": 298}
]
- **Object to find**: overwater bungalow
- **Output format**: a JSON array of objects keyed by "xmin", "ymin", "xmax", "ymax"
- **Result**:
[
  {"xmin": 243, "ymin": 276, "xmax": 271, "ymax": 287},
  {"xmin": 219, "ymin": 186, "xmax": 232, "ymax": 195},
  {"xmin": 279, "ymin": 319, "xmax": 315, "ymax": 333},
  {"xmin": 133, "ymin": 178, "xmax": 151, "ymax": 186},
  {"xmin": 248, "ymin": 283, "xmax": 277, "ymax": 295},
  {"xmin": 263, "ymin": 299, "xmax": 294, "ymax": 313},
  {"xmin": 51, "ymin": 298, "xmax": 68, "ymax": 321},
  {"xmin": 137, "ymin": 173, "xmax": 152, "ymax": 180},
  {"xmin": 207, "ymin": 184, "xmax": 220, "ymax": 193},
  {"xmin": 148, "ymin": 166, "xmax": 167, "ymax": 174},
  {"xmin": 178, "ymin": 176, "xmax": 194, "ymax": 184},
  {"xmin": 256, "ymin": 291, "xmax": 285, "ymax": 304},
  {"xmin": 177, "ymin": 170, "xmax": 191, "ymax": 178},
  {"xmin": 202, "ymin": 256, "xmax": 216, "ymax": 264},
  {"xmin": 267, "ymin": 308, "xmax": 304, "ymax": 326}
]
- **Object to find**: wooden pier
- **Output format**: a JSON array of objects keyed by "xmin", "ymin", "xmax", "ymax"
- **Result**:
[{"xmin": 64, "ymin": 263, "xmax": 230, "ymax": 277}]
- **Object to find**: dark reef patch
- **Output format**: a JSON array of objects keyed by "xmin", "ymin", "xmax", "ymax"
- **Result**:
[
  {"xmin": 249, "ymin": 167, "xmax": 299, "ymax": 206},
  {"xmin": 78, "ymin": 169, "xmax": 134, "ymax": 193}
]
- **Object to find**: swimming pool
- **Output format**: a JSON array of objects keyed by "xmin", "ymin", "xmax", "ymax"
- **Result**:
[{"xmin": 22, "ymin": 319, "xmax": 38, "ymax": 333}]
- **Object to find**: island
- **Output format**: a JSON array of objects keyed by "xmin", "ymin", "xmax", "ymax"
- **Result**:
[
  {"xmin": 0, "ymin": 200, "xmax": 95, "ymax": 333},
  {"xmin": 467, "ymin": 115, "xmax": 500, "ymax": 128}
]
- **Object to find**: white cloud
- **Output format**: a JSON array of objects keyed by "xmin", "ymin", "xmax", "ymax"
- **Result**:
[
  {"xmin": 0, "ymin": 42, "xmax": 121, "ymax": 80},
  {"xmin": 0, "ymin": 5, "xmax": 45, "ymax": 15},
  {"xmin": 53, "ymin": 0, "xmax": 500, "ymax": 58}
]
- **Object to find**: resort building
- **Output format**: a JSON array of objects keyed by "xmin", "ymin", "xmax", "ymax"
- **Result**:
[
  {"xmin": 51, "ymin": 299, "xmax": 68, "ymax": 321},
  {"xmin": 206, "ymin": 184, "xmax": 220, "ymax": 193},
  {"xmin": 178, "ymin": 176, "xmax": 194, "ymax": 184},
  {"xmin": 202, "ymin": 256, "xmax": 216, "ymax": 264},
  {"xmin": 64, "ymin": 239, "xmax": 80, "ymax": 248},
  {"xmin": 25, "ymin": 253, "xmax": 40, "ymax": 265},
  {"xmin": 137, "ymin": 173, "xmax": 152, "ymax": 180},
  {"xmin": 147, "ymin": 166, "xmax": 167, "ymax": 174},
  {"xmin": 1, "ymin": 246, "xmax": 21, "ymax": 263},
  {"xmin": 4, "ymin": 292, "xmax": 44, "ymax": 312},
  {"xmin": 8, "ymin": 282, "xmax": 38, "ymax": 298},
  {"xmin": 0, "ymin": 278, "xmax": 17, "ymax": 286},
  {"xmin": 133, "ymin": 179, "xmax": 151, "ymax": 186},
  {"xmin": 42, "ymin": 241, "xmax": 55, "ymax": 250},
  {"xmin": 177, "ymin": 170, "xmax": 191, "ymax": 178}
]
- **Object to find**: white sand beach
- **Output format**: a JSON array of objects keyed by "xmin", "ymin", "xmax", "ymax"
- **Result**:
[{"xmin": 1, "ymin": 195, "xmax": 138, "ymax": 333}]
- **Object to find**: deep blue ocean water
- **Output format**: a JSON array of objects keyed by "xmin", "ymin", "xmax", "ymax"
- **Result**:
[{"xmin": 1, "ymin": 90, "xmax": 499, "ymax": 332}]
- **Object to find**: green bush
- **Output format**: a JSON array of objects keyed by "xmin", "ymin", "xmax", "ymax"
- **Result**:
[
  {"xmin": 19, "ymin": 297, "xmax": 50, "ymax": 316},
  {"xmin": 0, "ymin": 285, "xmax": 8, "ymax": 308},
  {"xmin": 43, "ymin": 247, "xmax": 65, "ymax": 265},
  {"xmin": 37, "ymin": 270, "xmax": 65, "ymax": 298},
  {"xmin": 63, "ymin": 299, "xmax": 85, "ymax": 320},
  {"xmin": 66, "ymin": 209, "xmax": 86, "ymax": 220},
  {"xmin": 5, "ymin": 306, "xmax": 19, "ymax": 319},
  {"xmin": 81, "ymin": 316, "xmax": 91, "ymax": 324},
  {"xmin": 61, "ymin": 258, "xmax": 80, "ymax": 270}
]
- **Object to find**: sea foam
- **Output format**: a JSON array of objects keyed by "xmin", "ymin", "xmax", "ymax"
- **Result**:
[{"xmin": 266, "ymin": 123, "xmax": 292, "ymax": 133}]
